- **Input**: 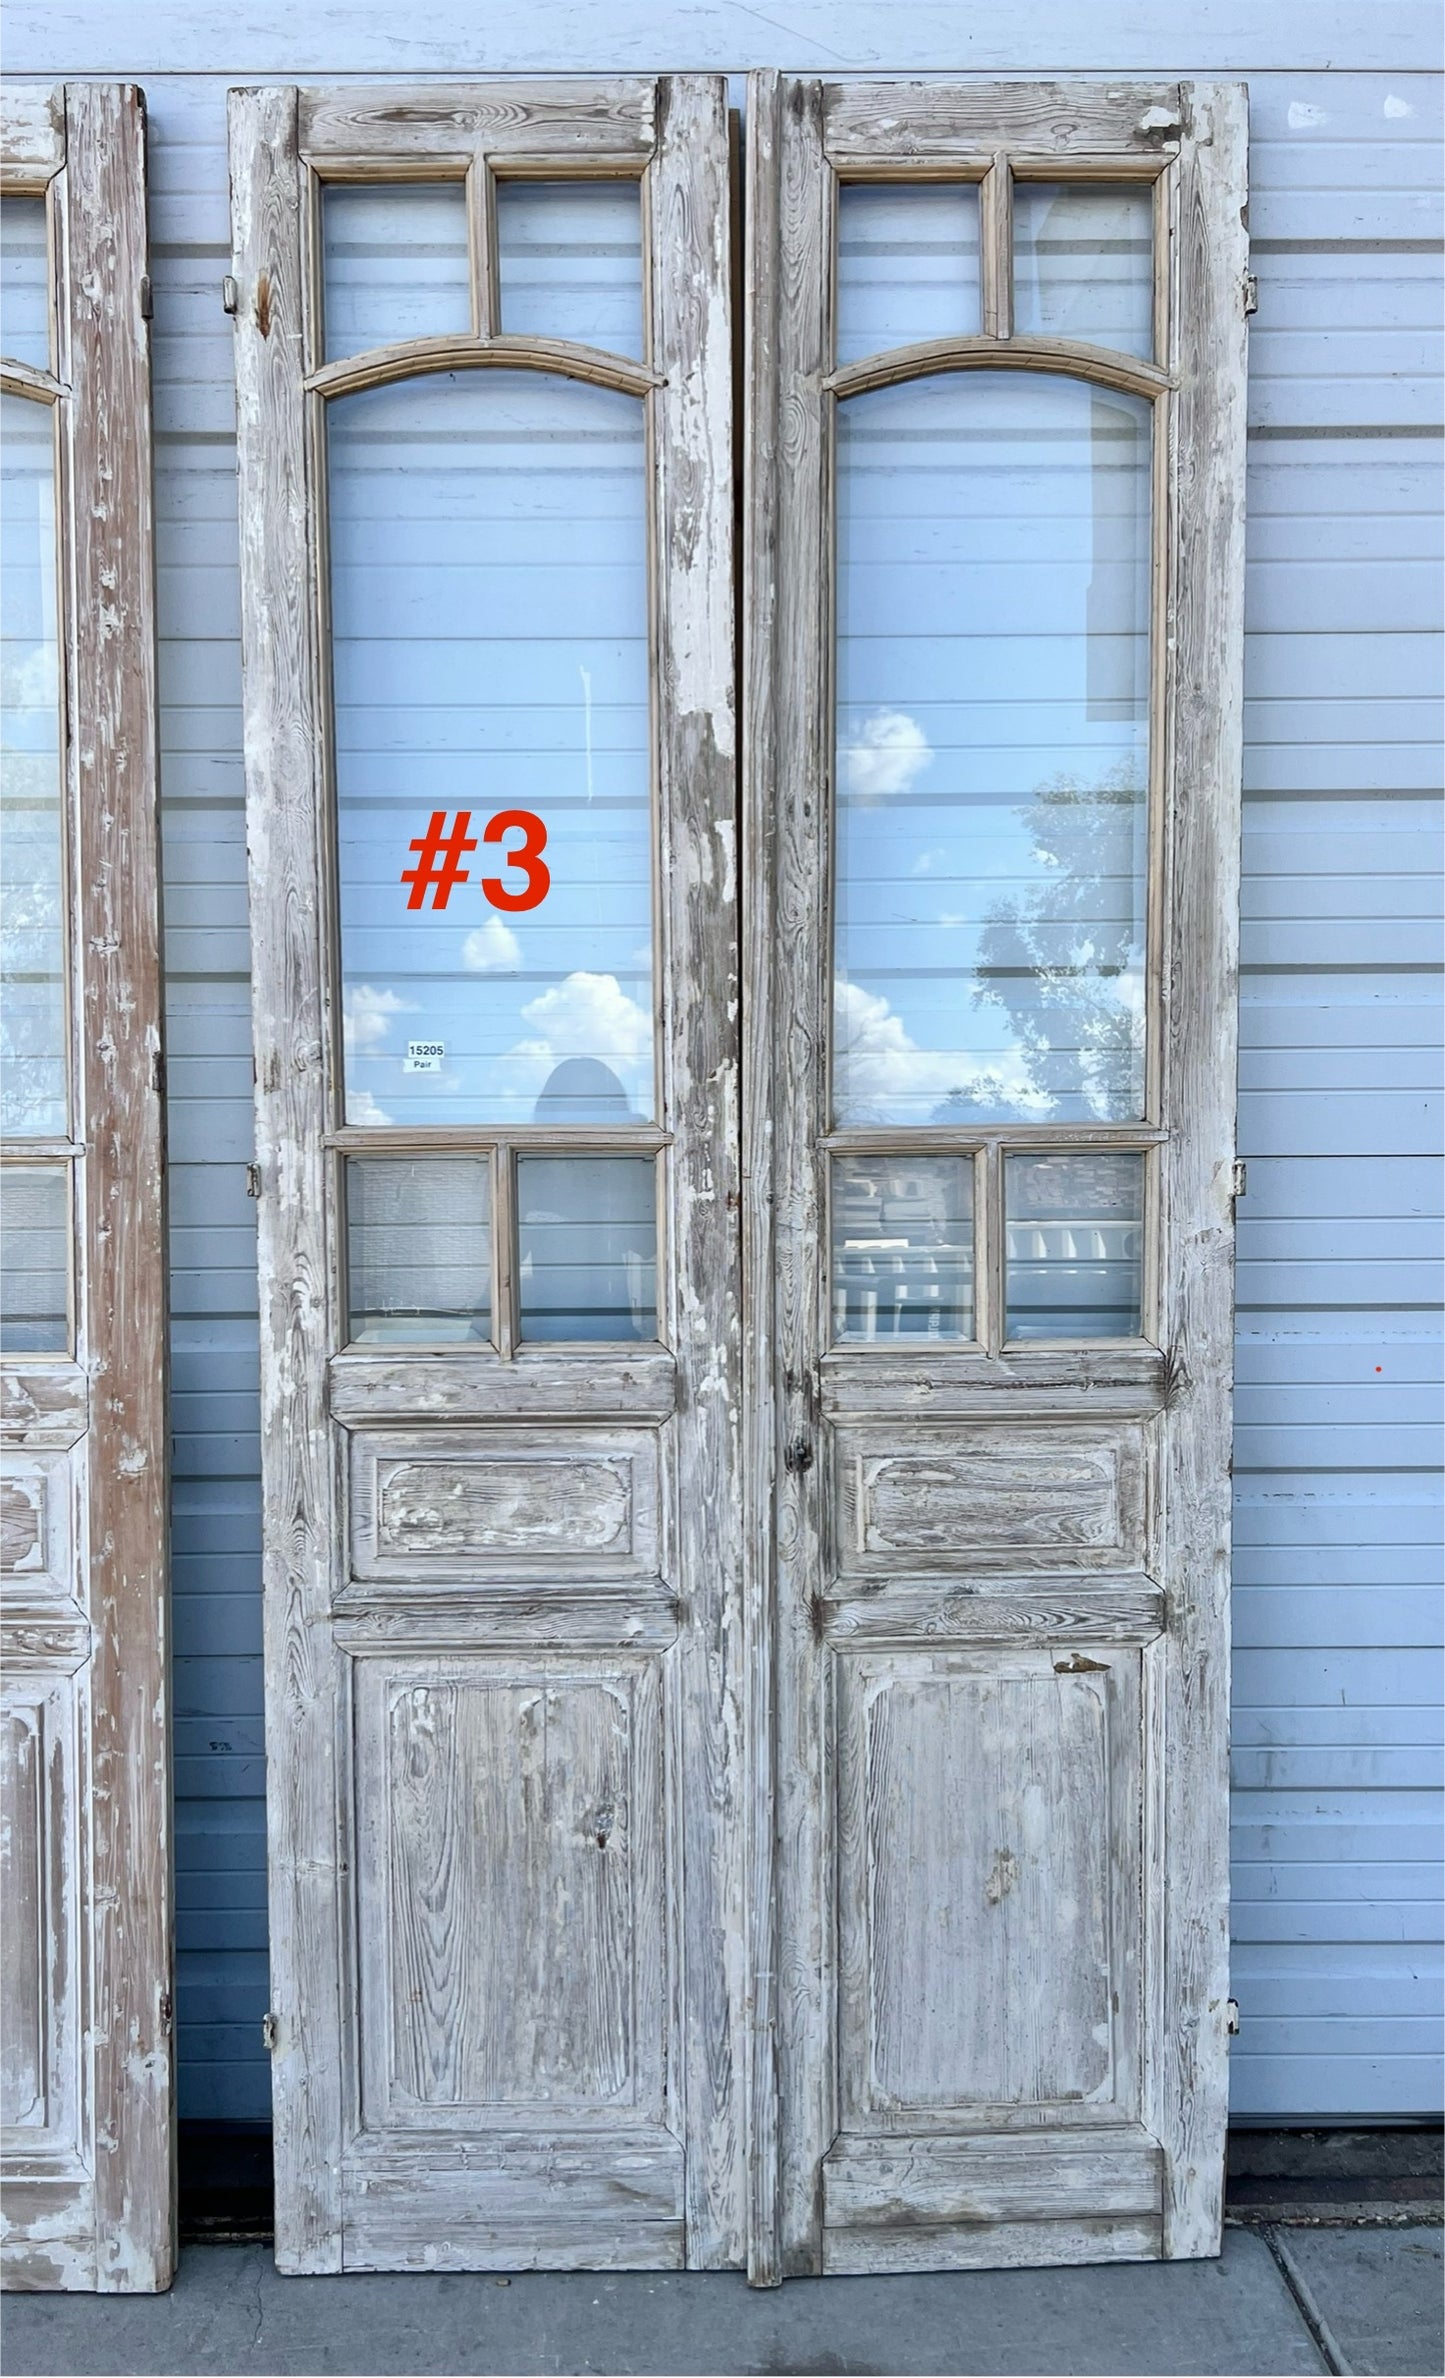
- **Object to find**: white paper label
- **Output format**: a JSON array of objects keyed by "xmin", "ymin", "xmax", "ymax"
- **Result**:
[{"xmin": 404, "ymin": 1040, "xmax": 445, "ymax": 1074}]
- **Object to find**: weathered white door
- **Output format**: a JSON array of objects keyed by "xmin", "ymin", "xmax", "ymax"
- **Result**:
[
  {"xmin": 742, "ymin": 76, "xmax": 1249, "ymax": 2276},
  {"xmin": 1, "ymin": 85, "xmax": 173, "ymax": 2291},
  {"xmin": 230, "ymin": 78, "xmax": 743, "ymax": 2272}
]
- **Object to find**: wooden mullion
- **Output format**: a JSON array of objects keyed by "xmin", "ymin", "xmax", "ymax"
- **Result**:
[{"xmin": 981, "ymin": 154, "xmax": 1013, "ymax": 338}]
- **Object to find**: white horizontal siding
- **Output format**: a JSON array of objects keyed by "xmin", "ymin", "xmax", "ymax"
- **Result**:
[{"xmin": 3, "ymin": 35, "xmax": 1438, "ymax": 2129}]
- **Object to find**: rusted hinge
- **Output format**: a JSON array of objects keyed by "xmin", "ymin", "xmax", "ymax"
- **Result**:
[
  {"xmin": 1226, "ymin": 1999, "xmax": 1241, "ymax": 2036},
  {"xmin": 1242, "ymin": 271, "xmax": 1259, "ymax": 317},
  {"xmin": 245, "ymin": 1161, "xmax": 262, "ymax": 1199},
  {"xmin": 261, "ymin": 2012, "xmax": 279, "ymax": 2051},
  {"xmin": 1231, "ymin": 1160, "xmax": 1248, "ymax": 1201}
]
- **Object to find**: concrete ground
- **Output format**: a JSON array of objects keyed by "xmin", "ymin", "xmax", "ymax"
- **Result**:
[{"xmin": 2, "ymin": 2227, "xmax": 1441, "ymax": 2378}]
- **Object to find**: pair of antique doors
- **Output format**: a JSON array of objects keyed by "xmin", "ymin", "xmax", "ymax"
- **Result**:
[{"xmin": 231, "ymin": 74, "xmax": 1248, "ymax": 2278}]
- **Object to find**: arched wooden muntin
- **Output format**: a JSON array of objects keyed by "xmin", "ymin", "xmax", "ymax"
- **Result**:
[
  {"xmin": 743, "ymin": 73, "xmax": 1248, "ymax": 2283},
  {"xmin": 230, "ymin": 79, "xmax": 744, "ymax": 2276},
  {"xmin": 0, "ymin": 84, "xmax": 171, "ymax": 2293}
]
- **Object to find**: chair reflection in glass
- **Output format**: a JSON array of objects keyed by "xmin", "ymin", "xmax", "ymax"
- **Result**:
[{"xmin": 518, "ymin": 1059, "xmax": 658, "ymax": 1342}]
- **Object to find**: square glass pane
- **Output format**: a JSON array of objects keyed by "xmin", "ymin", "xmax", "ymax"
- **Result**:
[
  {"xmin": 322, "ymin": 184, "xmax": 472, "ymax": 361},
  {"xmin": 1005, "ymin": 1150, "xmax": 1144, "ymax": 1340},
  {"xmin": 834, "ymin": 371, "xmax": 1151, "ymax": 1127},
  {"xmin": 1013, "ymin": 183, "xmax": 1154, "ymax": 360},
  {"xmin": 836, "ymin": 184, "xmax": 981, "ymax": 365},
  {"xmin": 1, "ymin": 197, "xmax": 50, "ymax": 372},
  {"xmin": 832, "ymin": 1155, "xmax": 973, "ymax": 1342},
  {"xmin": 0, "ymin": 1163, "xmax": 69, "ymax": 1352},
  {"xmin": 346, "ymin": 1155, "xmax": 491, "ymax": 1344},
  {"xmin": 2, "ymin": 391, "xmax": 66, "ymax": 1137},
  {"xmin": 517, "ymin": 1154, "xmax": 656, "ymax": 1343},
  {"xmin": 495, "ymin": 181, "xmax": 643, "ymax": 359},
  {"xmin": 329, "ymin": 371, "xmax": 654, "ymax": 1127}
]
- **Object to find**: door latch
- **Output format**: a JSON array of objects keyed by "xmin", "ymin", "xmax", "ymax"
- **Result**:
[
  {"xmin": 1226, "ymin": 1999, "xmax": 1241, "ymax": 2036},
  {"xmin": 261, "ymin": 2011, "xmax": 279, "ymax": 2051}
]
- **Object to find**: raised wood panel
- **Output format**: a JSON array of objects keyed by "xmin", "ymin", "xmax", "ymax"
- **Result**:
[
  {"xmin": 822, "ymin": 2212, "xmax": 1162, "ymax": 2274},
  {"xmin": 0, "ymin": 1684, "xmax": 80, "ymax": 2156},
  {"xmin": 823, "ymin": 2128, "xmax": 1164, "ymax": 2227},
  {"xmin": 348, "ymin": 1427, "xmax": 659, "ymax": 1583},
  {"xmin": 354, "ymin": 1657, "xmax": 666, "ymax": 2129},
  {"xmin": 834, "ymin": 1424, "xmax": 1148, "ymax": 1576},
  {"xmin": 0, "ymin": 1452, "xmax": 77, "ymax": 1602},
  {"xmin": 838, "ymin": 1652, "xmax": 1142, "ymax": 2129},
  {"xmin": 0, "ymin": 1367, "xmax": 88, "ymax": 1453}
]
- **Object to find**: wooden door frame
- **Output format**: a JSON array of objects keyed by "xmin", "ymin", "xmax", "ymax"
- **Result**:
[
  {"xmin": 230, "ymin": 76, "xmax": 744, "ymax": 2272},
  {"xmin": 742, "ymin": 73, "xmax": 1249, "ymax": 2278},
  {"xmin": 1, "ymin": 82, "xmax": 172, "ymax": 2292}
]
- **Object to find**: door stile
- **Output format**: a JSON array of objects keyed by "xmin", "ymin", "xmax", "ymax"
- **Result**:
[
  {"xmin": 229, "ymin": 83, "xmax": 348, "ymax": 2272},
  {"xmin": 742, "ymin": 71, "xmax": 836, "ymax": 2276},
  {"xmin": 1145, "ymin": 82, "xmax": 1249, "ymax": 2255},
  {"xmin": 650, "ymin": 73, "xmax": 746, "ymax": 2269}
]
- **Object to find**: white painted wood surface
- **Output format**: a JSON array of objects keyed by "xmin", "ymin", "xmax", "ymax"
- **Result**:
[
  {"xmin": 0, "ymin": 23, "xmax": 1436, "ymax": 2153},
  {"xmin": 1, "ymin": 84, "xmax": 174, "ymax": 2294}
]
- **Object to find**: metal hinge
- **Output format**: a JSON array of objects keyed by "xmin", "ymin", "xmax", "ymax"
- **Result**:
[
  {"xmin": 1226, "ymin": 1999, "xmax": 1241, "ymax": 2036},
  {"xmin": 139, "ymin": 274, "xmax": 153, "ymax": 321},
  {"xmin": 261, "ymin": 2012, "xmax": 279, "ymax": 2051},
  {"xmin": 1242, "ymin": 271, "xmax": 1259, "ymax": 317},
  {"xmin": 1231, "ymin": 1160, "xmax": 1248, "ymax": 1201},
  {"xmin": 222, "ymin": 274, "xmax": 239, "ymax": 316},
  {"xmin": 158, "ymin": 1990, "xmax": 173, "ymax": 2034},
  {"xmin": 245, "ymin": 1161, "xmax": 262, "ymax": 1199},
  {"xmin": 152, "ymin": 1049, "xmax": 166, "ymax": 1098}
]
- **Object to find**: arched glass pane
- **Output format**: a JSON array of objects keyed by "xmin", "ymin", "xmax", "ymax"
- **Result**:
[
  {"xmin": 834, "ymin": 370, "xmax": 1151, "ymax": 1127},
  {"xmin": 1, "ymin": 391, "xmax": 66, "ymax": 1138},
  {"xmin": 328, "ymin": 370, "xmax": 653, "ymax": 1126}
]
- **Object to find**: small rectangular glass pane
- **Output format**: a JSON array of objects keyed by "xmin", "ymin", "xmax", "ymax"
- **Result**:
[
  {"xmin": 0, "ymin": 1164, "xmax": 69, "ymax": 1352},
  {"xmin": 1005, "ymin": 1151, "xmax": 1144, "ymax": 1340},
  {"xmin": 322, "ymin": 184, "xmax": 472, "ymax": 361},
  {"xmin": 834, "ymin": 371, "xmax": 1151, "ymax": 1127},
  {"xmin": 1, "ymin": 197, "xmax": 50, "ymax": 372},
  {"xmin": 517, "ymin": 1155, "xmax": 656, "ymax": 1343},
  {"xmin": 836, "ymin": 185, "xmax": 981, "ymax": 364},
  {"xmin": 832, "ymin": 1156, "xmax": 973, "ymax": 1343},
  {"xmin": 330, "ymin": 370, "xmax": 654, "ymax": 1127},
  {"xmin": 2, "ymin": 391, "xmax": 66, "ymax": 1137},
  {"xmin": 346, "ymin": 1156, "xmax": 491, "ymax": 1344},
  {"xmin": 495, "ymin": 181, "xmax": 643, "ymax": 359},
  {"xmin": 1013, "ymin": 183, "xmax": 1154, "ymax": 360}
]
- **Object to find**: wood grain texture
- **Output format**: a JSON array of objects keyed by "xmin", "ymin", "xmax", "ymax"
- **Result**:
[
  {"xmin": 1145, "ymin": 81, "xmax": 1250, "ymax": 2260},
  {"xmin": 348, "ymin": 1426, "xmax": 660, "ymax": 1581},
  {"xmin": 822, "ymin": 2213, "xmax": 1162, "ymax": 2273},
  {"xmin": 63, "ymin": 83, "xmax": 174, "ymax": 2294},
  {"xmin": 298, "ymin": 81, "xmax": 656, "ymax": 161},
  {"xmin": 825, "ymin": 334, "xmax": 1171, "ymax": 400},
  {"xmin": 0, "ymin": 85, "xmax": 63, "ymax": 181},
  {"xmin": 833, "ymin": 1425, "xmax": 1147, "ymax": 1573},
  {"xmin": 821, "ymin": 81, "xmax": 1182, "ymax": 165},
  {"xmin": 649, "ymin": 74, "xmax": 746, "ymax": 2270},
  {"xmin": 328, "ymin": 1349, "xmax": 677, "ymax": 1425},
  {"xmin": 229, "ymin": 82, "xmax": 347, "ymax": 2274},
  {"xmin": 2, "ymin": 83, "xmax": 173, "ymax": 2297},
  {"xmin": 823, "ymin": 2128, "xmax": 1164, "ymax": 2225},
  {"xmin": 305, "ymin": 332, "xmax": 659, "ymax": 401}
]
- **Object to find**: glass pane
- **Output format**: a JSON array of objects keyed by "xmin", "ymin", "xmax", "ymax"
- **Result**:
[
  {"xmin": 832, "ymin": 1155, "xmax": 973, "ymax": 1342},
  {"xmin": 1, "ymin": 197, "xmax": 50, "ymax": 372},
  {"xmin": 346, "ymin": 1156, "xmax": 491, "ymax": 1344},
  {"xmin": 495, "ymin": 181, "xmax": 644, "ymax": 359},
  {"xmin": 834, "ymin": 372, "xmax": 1151, "ymax": 1127},
  {"xmin": 836, "ymin": 185, "xmax": 981, "ymax": 364},
  {"xmin": 1013, "ymin": 183, "xmax": 1154, "ymax": 360},
  {"xmin": 517, "ymin": 1154, "xmax": 656, "ymax": 1342},
  {"xmin": 1, "ymin": 392, "xmax": 66, "ymax": 1137},
  {"xmin": 0, "ymin": 1164, "xmax": 68, "ymax": 1352},
  {"xmin": 329, "ymin": 370, "xmax": 653, "ymax": 1127},
  {"xmin": 322, "ymin": 184, "xmax": 472, "ymax": 360},
  {"xmin": 1005, "ymin": 1151, "xmax": 1144, "ymax": 1339}
]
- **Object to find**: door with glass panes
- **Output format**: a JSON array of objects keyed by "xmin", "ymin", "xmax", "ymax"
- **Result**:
[{"xmin": 232, "ymin": 72, "xmax": 1247, "ymax": 2279}]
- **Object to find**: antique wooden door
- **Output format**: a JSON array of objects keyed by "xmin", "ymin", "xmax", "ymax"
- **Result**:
[
  {"xmin": 1, "ymin": 86, "xmax": 173, "ymax": 2290},
  {"xmin": 230, "ymin": 78, "xmax": 743, "ymax": 2272},
  {"xmin": 742, "ymin": 77, "xmax": 1249, "ymax": 2276}
]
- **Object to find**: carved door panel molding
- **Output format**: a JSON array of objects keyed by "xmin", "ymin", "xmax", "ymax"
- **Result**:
[
  {"xmin": 742, "ymin": 74, "xmax": 1248, "ymax": 2278},
  {"xmin": 1, "ymin": 85, "xmax": 173, "ymax": 2293}
]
